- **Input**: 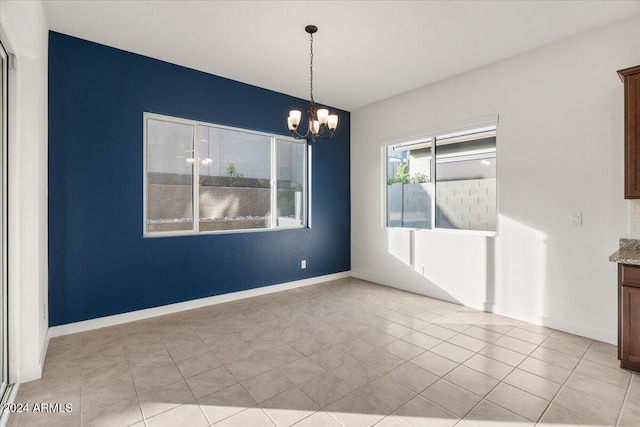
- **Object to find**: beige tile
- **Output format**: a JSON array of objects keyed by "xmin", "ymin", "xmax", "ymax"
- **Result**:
[
  {"xmin": 308, "ymin": 346, "xmax": 355, "ymax": 370},
  {"xmin": 495, "ymin": 335, "xmax": 537, "ymax": 355},
  {"xmin": 383, "ymin": 340, "xmax": 425, "ymax": 361},
  {"xmin": 126, "ymin": 348, "xmax": 174, "ymax": 374},
  {"xmin": 185, "ymin": 366, "xmax": 237, "ymax": 398},
  {"xmin": 537, "ymin": 402, "xmax": 605, "ymax": 427},
  {"xmin": 583, "ymin": 340, "xmax": 619, "ymax": 369},
  {"xmin": 518, "ymin": 357, "xmax": 572, "ymax": 384},
  {"xmin": 506, "ymin": 327, "xmax": 547, "ymax": 345},
  {"xmin": 402, "ymin": 332, "xmax": 443, "ymax": 350},
  {"xmin": 374, "ymin": 415, "xmax": 413, "ymax": 427},
  {"xmin": 294, "ymin": 411, "xmax": 342, "ymax": 426},
  {"xmin": 421, "ymin": 379, "xmax": 481, "ymax": 417},
  {"xmin": 164, "ymin": 337, "xmax": 210, "ymax": 362},
  {"xmin": 515, "ymin": 322, "xmax": 554, "ymax": 337},
  {"xmin": 463, "ymin": 399, "xmax": 533, "ymax": 427},
  {"xmin": 486, "ymin": 382, "xmax": 549, "ymax": 421},
  {"xmin": 541, "ymin": 335, "xmax": 591, "ymax": 357},
  {"xmin": 463, "ymin": 354, "xmax": 513, "ymax": 380},
  {"xmin": 502, "ymin": 369, "xmax": 561, "ymax": 401},
  {"xmin": 121, "ymin": 331, "xmax": 164, "ymax": 352},
  {"xmin": 79, "ymin": 352, "xmax": 127, "ymax": 376},
  {"xmin": 359, "ymin": 376, "xmax": 415, "ymax": 413},
  {"xmin": 288, "ymin": 332, "xmax": 332, "ymax": 356},
  {"xmin": 361, "ymin": 329, "xmax": 398, "ymax": 347},
  {"xmin": 17, "ymin": 280, "xmax": 619, "ymax": 427},
  {"xmin": 226, "ymin": 354, "xmax": 273, "ymax": 381},
  {"xmin": 461, "ymin": 326, "xmax": 502, "ymax": 343},
  {"xmin": 261, "ymin": 387, "xmax": 319, "ymax": 426},
  {"xmin": 443, "ymin": 365, "xmax": 499, "ymax": 397},
  {"xmin": 81, "ymin": 329, "xmax": 123, "ymax": 357},
  {"xmin": 326, "ymin": 391, "xmax": 386, "ymax": 427},
  {"xmin": 298, "ymin": 372, "xmax": 353, "ymax": 408},
  {"xmin": 332, "ymin": 358, "xmax": 381, "ymax": 388},
  {"xmin": 198, "ymin": 383, "xmax": 256, "ymax": 425},
  {"xmin": 279, "ymin": 357, "xmax": 325, "ymax": 385},
  {"xmin": 241, "ymin": 369, "xmax": 296, "ymax": 403},
  {"xmin": 81, "ymin": 396, "xmax": 143, "ymax": 427},
  {"xmin": 146, "ymin": 403, "xmax": 209, "ymax": 427},
  {"xmin": 393, "ymin": 395, "xmax": 458, "ymax": 427},
  {"xmin": 430, "ymin": 342, "xmax": 475, "ymax": 364},
  {"xmin": 448, "ymin": 334, "xmax": 488, "ymax": 352},
  {"xmin": 410, "ymin": 351, "xmax": 459, "ymax": 377},
  {"xmin": 626, "ymin": 374, "xmax": 640, "ymax": 413},
  {"xmin": 210, "ymin": 338, "xmax": 257, "ymax": 364},
  {"xmin": 139, "ymin": 379, "xmax": 195, "ymax": 419},
  {"xmin": 529, "ymin": 346, "xmax": 580, "ymax": 370},
  {"xmin": 175, "ymin": 351, "xmax": 222, "ymax": 379},
  {"xmin": 81, "ymin": 371, "xmax": 137, "ymax": 414},
  {"xmin": 564, "ymin": 372, "xmax": 627, "ymax": 406},
  {"xmin": 619, "ymin": 406, "xmax": 640, "ymax": 427},
  {"xmin": 387, "ymin": 362, "xmax": 438, "ymax": 393},
  {"xmin": 131, "ymin": 362, "xmax": 183, "ymax": 395},
  {"xmin": 553, "ymin": 385, "xmax": 621, "ymax": 425},
  {"xmin": 478, "ymin": 344, "xmax": 526, "ymax": 367},
  {"xmin": 373, "ymin": 321, "xmax": 414, "ymax": 340},
  {"xmin": 355, "ymin": 347, "xmax": 405, "ymax": 374},
  {"xmin": 421, "ymin": 324, "xmax": 458, "ymax": 341}
]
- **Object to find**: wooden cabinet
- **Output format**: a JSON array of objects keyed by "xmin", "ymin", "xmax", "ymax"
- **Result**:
[
  {"xmin": 618, "ymin": 65, "xmax": 640, "ymax": 199},
  {"xmin": 619, "ymin": 264, "xmax": 640, "ymax": 371}
]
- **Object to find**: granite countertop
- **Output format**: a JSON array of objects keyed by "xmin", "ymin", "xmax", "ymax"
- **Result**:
[{"xmin": 610, "ymin": 238, "xmax": 640, "ymax": 265}]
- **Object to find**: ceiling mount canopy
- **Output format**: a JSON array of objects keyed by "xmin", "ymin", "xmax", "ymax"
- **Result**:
[{"xmin": 287, "ymin": 25, "xmax": 338, "ymax": 142}]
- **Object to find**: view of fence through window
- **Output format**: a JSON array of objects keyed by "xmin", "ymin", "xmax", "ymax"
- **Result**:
[
  {"xmin": 386, "ymin": 126, "xmax": 496, "ymax": 232},
  {"xmin": 145, "ymin": 114, "xmax": 307, "ymax": 235}
]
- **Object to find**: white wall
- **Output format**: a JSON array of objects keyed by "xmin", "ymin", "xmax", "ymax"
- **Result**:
[
  {"xmin": 0, "ymin": 0, "xmax": 49, "ymax": 382},
  {"xmin": 351, "ymin": 14, "xmax": 640, "ymax": 344}
]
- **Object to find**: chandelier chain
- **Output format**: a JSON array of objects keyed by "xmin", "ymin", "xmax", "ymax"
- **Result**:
[{"xmin": 309, "ymin": 32, "xmax": 314, "ymax": 103}]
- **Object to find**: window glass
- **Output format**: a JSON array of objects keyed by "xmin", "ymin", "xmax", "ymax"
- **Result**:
[
  {"xmin": 386, "ymin": 142, "xmax": 432, "ymax": 229},
  {"xmin": 276, "ymin": 139, "xmax": 306, "ymax": 227},
  {"xmin": 198, "ymin": 126, "xmax": 271, "ymax": 231},
  {"xmin": 435, "ymin": 135, "xmax": 496, "ymax": 231},
  {"xmin": 146, "ymin": 119, "xmax": 194, "ymax": 233}
]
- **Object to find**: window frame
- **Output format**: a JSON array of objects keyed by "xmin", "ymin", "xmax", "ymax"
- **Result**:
[
  {"xmin": 384, "ymin": 122, "xmax": 498, "ymax": 236},
  {"xmin": 143, "ymin": 112, "xmax": 308, "ymax": 238}
]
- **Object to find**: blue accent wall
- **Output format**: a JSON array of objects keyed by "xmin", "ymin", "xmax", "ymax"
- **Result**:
[{"xmin": 48, "ymin": 32, "xmax": 350, "ymax": 326}]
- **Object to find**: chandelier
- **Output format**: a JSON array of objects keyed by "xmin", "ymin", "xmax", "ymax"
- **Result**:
[{"xmin": 287, "ymin": 25, "xmax": 338, "ymax": 141}]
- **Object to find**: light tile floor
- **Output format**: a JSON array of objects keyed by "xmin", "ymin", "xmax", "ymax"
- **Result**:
[{"xmin": 7, "ymin": 277, "xmax": 640, "ymax": 426}]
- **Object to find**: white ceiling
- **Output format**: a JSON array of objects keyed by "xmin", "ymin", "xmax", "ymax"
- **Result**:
[{"xmin": 43, "ymin": 1, "xmax": 640, "ymax": 111}]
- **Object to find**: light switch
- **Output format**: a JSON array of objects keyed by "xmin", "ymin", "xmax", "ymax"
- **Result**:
[{"xmin": 571, "ymin": 213, "xmax": 582, "ymax": 227}]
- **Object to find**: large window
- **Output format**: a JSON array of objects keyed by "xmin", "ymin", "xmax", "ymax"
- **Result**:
[
  {"xmin": 144, "ymin": 113, "xmax": 307, "ymax": 236},
  {"xmin": 386, "ymin": 125, "xmax": 496, "ymax": 232}
]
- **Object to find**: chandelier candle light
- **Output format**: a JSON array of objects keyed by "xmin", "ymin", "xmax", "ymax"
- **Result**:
[{"xmin": 287, "ymin": 25, "xmax": 338, "ymax": 141}]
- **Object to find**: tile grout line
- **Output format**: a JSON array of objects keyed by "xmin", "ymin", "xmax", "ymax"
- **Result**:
[
  {"xmin": 615, "ymin": 371, "xmax": 634, "ymax": 427},
  {"xmin": 533, "ymin": 338, "xmax": 600, "ymax": 425}
]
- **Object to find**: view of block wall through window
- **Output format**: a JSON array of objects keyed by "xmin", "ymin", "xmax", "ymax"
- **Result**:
[
  {"xmin": 144, "ymin": 113, "xmax": 307, "ymax": 236},
  {"xmin": 386, "ymin": 125, "xmax": 497, "ymax": 232}
]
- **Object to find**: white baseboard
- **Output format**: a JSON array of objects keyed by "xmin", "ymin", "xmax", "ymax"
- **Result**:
[
  {"xmin": 49, "ymin": 271, "xmax": 351, "ymax": 338},
  {"xmin": 18, "ymin": 330, "xmax": 50, "ymax": 383}
]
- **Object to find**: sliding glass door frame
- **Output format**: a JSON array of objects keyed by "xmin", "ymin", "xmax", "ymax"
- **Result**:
[{"xmin": 0, "ymin": 39, "xmax": 9, "ymax": 404}]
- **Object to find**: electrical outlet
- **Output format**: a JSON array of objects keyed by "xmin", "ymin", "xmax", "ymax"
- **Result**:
[{"xmin": 301, "ymin": 260, "xmax": 307, "ymax": 269}]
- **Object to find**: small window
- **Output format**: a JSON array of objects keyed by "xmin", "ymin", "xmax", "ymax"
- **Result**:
[
  {"xmin": 386, "ymin": 125, "xmax": 496, "ymax": 232},
  {"xmin": 144, "ymin": 113, "xmax": 307, "ymax": 236}
]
